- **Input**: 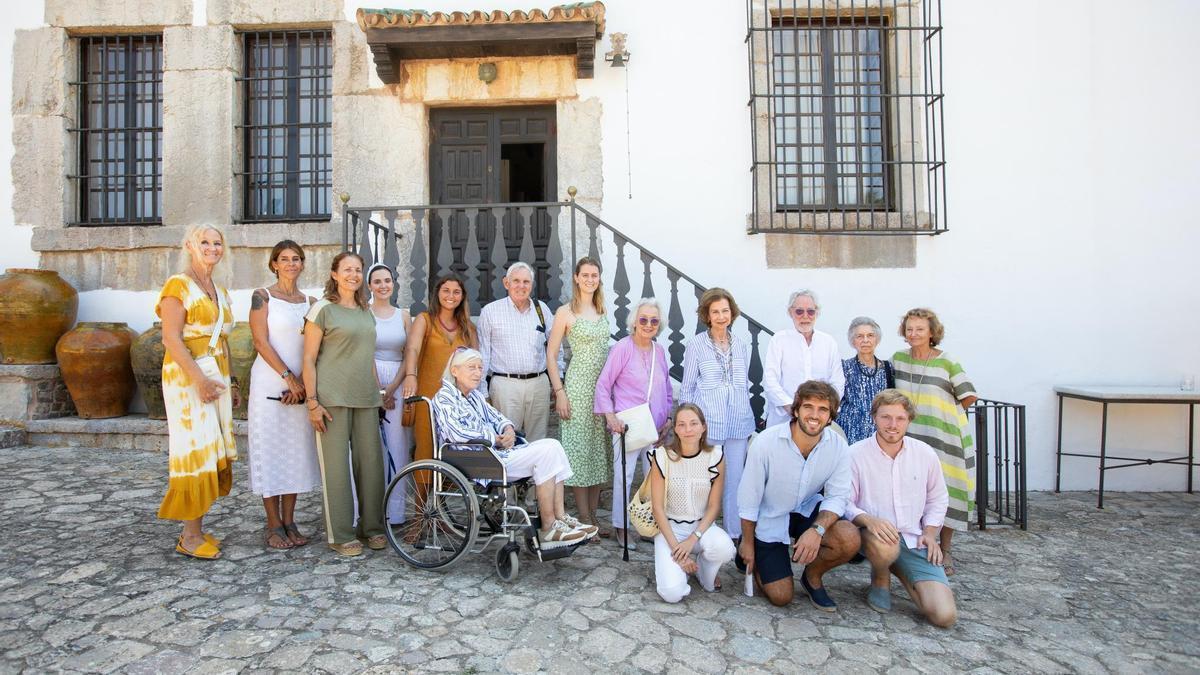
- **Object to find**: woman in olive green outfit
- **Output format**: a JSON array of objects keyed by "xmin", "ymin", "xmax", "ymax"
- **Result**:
[
  {"xmin": 547, "ymin": 257, "xmax": 612, "ymax": 537},
  {"xmin": 302, "ymin": 252, "xmax": 385, "ymax": 557}
]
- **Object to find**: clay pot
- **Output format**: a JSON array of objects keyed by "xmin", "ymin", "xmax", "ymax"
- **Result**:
[
  {"xmin": 0, "ymin": 269, "xmax": 78, "ymax": 364},
  {"xmin": 56, "ymin": 322, "xmax": 137, "ymax": 419},
  {"xmin": 228, "ymin": 322, "xmax": 255, "ymax": 420},
  {"xmin": 130, "ymin": 322, "xmax": 167, "ymax": 420}
]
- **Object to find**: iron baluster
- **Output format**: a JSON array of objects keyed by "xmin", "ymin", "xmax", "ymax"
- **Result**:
[
  {"xmin": 545, "ymin": 205, "xmax": 564, "ymax": 308},
  {"xmin": 666, "ymin": 271, "xmax": 686, "ymax": 381},
  {"xmin": 612, "ymin": 234, "xmax": 631, "ymax": 340},
  {"xmin": 463, "ymin": 208, "xmax": 482, "ymax": 303},
  {"xmin": 435, "ymin": 208, "xmax": 454, "ymax": 281},
  {"xmin": 489, "ymin": 207, "xmax": 508, "ymax": 302},
  {"xmin": 409, "ymin": 208, "xmax": 427, "ymax": 314},
  {"xmin": 747, "ymin": 324, "xmax": 766, "ymax": 427},
  {"xmin": 383, "ymin": 210, "xmax": 400, "ymax": 278}
]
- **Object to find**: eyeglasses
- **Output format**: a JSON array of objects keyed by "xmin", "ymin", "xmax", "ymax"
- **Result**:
[
  {"xmin": 792, "ymin": 308, "xmax": 817, "ymax": 317},
  {"xmin": 637, "ymin": 317, "xmax": 660, "ymax": 326}
]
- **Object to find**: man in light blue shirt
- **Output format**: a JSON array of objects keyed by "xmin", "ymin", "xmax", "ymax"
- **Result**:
[{"xmin": 737, "ymin": 381, "xmax": 862, "ymax": 610}]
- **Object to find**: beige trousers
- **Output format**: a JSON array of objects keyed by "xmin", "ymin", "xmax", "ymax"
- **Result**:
[{"xmin": 489, "ymin": 373, "xmax": 551, "ymax": 441}]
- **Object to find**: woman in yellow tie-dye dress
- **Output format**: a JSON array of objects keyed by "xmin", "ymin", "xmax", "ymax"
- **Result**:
[{"xmin": 157, "ymin": 226, "xmax": 238, "ymax": 560}]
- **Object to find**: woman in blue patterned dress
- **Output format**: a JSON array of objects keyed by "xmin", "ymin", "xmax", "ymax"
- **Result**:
[{"xmin": 839, "ymin": 317, "xmax": 894, "ymax": 444}]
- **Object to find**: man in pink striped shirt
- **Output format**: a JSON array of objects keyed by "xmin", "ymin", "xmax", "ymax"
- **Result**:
[{"xmin": 846, "ymin": 389, "xmax": 957, "ymax": 627}]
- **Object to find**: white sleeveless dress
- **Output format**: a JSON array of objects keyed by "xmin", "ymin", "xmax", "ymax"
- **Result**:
[
  {"xmin": 247, "ymin": 291, "xmax": 321, "ymax": 497},
  {"xmin": 375, "ymin": 308, "xmax": 411, "ymax": 523}
]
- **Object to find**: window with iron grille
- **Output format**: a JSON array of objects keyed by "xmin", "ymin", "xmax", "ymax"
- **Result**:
[
  {"xmin": 240, "ymin": 31, "xmax": 332, "ymax": 222},
  {"xmin": 72, "ymin": 35, "xmax": 163, "ymax": 226},
  {"xmin": 747, "ymin": 1, "xmax": 946, "ymax": 234}
]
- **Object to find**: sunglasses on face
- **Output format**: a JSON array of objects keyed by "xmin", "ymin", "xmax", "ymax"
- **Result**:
[
  {"xmin": 792, "ymin": 308, "xmax": 817, "ymax": 317},
  {"xmin": 637, "ymin": 317, "xmax": 660, "ymax": 326}
]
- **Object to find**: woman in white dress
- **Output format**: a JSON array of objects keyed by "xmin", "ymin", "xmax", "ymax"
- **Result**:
[
  {"xmin": 248, "ymin": 240, "xmax": 322, "ymax": 549},
  {"xmin": 368, "ymin": 263, "xmax": 412, "ymax": 524}
]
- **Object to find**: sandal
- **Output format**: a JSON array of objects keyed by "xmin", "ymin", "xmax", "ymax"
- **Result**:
[
  {"xmin": 362, "ymin": 535, "xmax": 387, "ymax": 551},
  {"xmin": 329, "ymin": 541, "xmax": 363, "ymax": 557},
  {"xmin": 265, "ymin": 526, "xmax": 293, "ymax": 550},
  {"xmin": 175, "ymin": 535, "xmax": 221, "ymax": 560},
  {"xmin": 283, "ymin": 523, "xmax": 309, "ymax": 547},
  {"xmin": 943, "ymin": 549, "xmax": 956, "ymax": 576},
  {"xmin": 203, "ymin": 532, "xmax": 221, "ymax": 547}
]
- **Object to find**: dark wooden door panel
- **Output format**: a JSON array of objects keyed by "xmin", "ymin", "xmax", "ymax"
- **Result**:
[{"xmin": 429, "ymin": 106, "xmax": 556, "ymax": 308}]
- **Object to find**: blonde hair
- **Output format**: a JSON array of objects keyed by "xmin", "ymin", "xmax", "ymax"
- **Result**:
[
  {"xmin": 899, "ymin": 307, "xmax": 945, "ymax": 347},
  {"xmin": 180, "ymin": 225, "xmax": 232, "ymax": 287},
  {"xmin": 870, "ymin": 389, "xmax": 916, "ymax": 420},
  {"xmin": 570, "ymin": 257, "xmax": 606, "ymax": 315}
]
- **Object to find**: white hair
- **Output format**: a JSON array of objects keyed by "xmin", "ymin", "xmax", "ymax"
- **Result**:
[
  {"xmin": 787, "ymin": 289, "xmax": 819, "ymax": 310},
  {"xmin": 505, "ymin": 261, "xmax": 535, "ymax": 280},
  {"xmin": 847, "ymin": 316, "xmax": 882, "ymax": 345},
  {"xmin": 442, "ymin": 347, "xmax": 484, "ymax": 383},
  {"xmin": 628, "ymin": 297, "xmax": 665, "ymax": 337}
]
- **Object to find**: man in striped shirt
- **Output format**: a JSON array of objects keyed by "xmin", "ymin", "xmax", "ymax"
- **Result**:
[{"xmin": 477, "ymin": 262, "xmax": 564, "ymax": 441}]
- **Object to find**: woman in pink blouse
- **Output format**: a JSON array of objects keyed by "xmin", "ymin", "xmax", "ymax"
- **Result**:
[{"xmin": 595, "ymin": 298, "xmax": 674, "ymax": 548}]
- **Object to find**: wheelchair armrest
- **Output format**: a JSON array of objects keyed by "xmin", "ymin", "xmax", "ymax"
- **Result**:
[{"xmin": 456, "ymin": 438, "xmax": 494, "ymax": 448}]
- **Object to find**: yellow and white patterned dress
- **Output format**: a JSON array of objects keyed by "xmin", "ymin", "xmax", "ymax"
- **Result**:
[{"xmin": 156, "ymin": 274, "xmax": 237, "ymax": 521}]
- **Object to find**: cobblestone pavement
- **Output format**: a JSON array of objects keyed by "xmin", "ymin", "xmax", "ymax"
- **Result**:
[{"xmin": 1, "ymin": 445, "xmax": 1197, "ymax": 674}]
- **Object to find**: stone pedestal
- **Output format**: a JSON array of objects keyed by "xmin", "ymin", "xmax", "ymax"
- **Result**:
[{"xmin": 0, "ymin": 365, "xmax": 75, "ymax": 422}]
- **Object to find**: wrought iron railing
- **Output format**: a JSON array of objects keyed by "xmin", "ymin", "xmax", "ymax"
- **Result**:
[
  {"xmin": 970, "ymin": 399, "xmax": 1027, "ymax": 530},
  {"xmin": 343, "ymin": 196, "xmax": 777, "ymax": 422}
]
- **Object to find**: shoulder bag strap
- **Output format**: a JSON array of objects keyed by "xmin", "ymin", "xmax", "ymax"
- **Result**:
[
  {"xmin": 644, "ymin": 345, "xmax": 656, "ymax": 403},
  {"xmin": 206, "ymin": 294, "xmax": 225, "ymax": 356}
]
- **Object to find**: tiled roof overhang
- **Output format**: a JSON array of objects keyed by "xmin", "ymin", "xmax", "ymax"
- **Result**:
[{"xmin": 356, "ymin": 3, "xmax": 606, "ymax": 83}]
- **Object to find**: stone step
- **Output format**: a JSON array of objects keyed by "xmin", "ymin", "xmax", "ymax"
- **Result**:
[
  {"xmin": 26, "ymin": 415, "xmax": 249, "ymax": 452},
  {"xmin": 0, "ymin": 426, "xmax": 27, "ymax": 449}
]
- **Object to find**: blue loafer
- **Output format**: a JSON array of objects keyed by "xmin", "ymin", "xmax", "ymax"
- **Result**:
[
  {"xmin": 799, "ymin": 567, "xmax": 837, "ymax": 612},
  {"xmin": 867, "ymin": 585, "xmax": 891, "ymax": 613}
]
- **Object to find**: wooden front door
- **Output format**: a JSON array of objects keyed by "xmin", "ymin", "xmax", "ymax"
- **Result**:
[{"xmin": 429, "ymin": 106, "xmax": 557, "ymax": 308}]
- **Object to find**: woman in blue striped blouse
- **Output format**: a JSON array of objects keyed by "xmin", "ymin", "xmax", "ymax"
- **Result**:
[{"xmin": 680, "ymin": 288, "xmax": 756, "ymax": 542}]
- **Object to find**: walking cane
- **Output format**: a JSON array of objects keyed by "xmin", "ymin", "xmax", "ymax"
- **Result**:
[{"xmin": 620, "ymin": 425, "xmax": 629, "ymax": 562}]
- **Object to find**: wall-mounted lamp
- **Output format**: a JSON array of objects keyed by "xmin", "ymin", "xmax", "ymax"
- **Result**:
[
  {"xmin": 605, "ymin": 33, "xmax": 629, "ymax": 67},
  {"xmin": 478, "ymin": 62, "xmax": 498, "ymax": 83}
]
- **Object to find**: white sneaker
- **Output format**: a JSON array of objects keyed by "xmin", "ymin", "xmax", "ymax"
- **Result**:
[
  {"xmin": 541, "ymin": 520, "xmax": 587, "ymax": 548},
  {"xmin": 562, "ymin": 515, "xmax": 599, "ymax": 539}
]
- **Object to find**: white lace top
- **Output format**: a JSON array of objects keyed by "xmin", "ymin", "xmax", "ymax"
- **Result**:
[{"xmin": 652, "ymin": 445, "xmax": 724, "ymax": 524}]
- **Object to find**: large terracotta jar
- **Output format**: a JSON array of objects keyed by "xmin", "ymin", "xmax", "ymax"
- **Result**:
[
  {"xmin": 130, "ymin": 322, "xmax": 167, "ymax": 420},
  {"xmin": 228, "ymin": 321, "xmax": 255, "ymax": 420},
  {"xmin": 0, "ymin": 269, "xmax": 78, "ymax": 364},
  {"xmin": 56, "ymin": 322, "xmax": 137, "ymax": 419}
]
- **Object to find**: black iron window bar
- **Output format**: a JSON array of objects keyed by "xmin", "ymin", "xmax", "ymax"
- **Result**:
[
  {"xmin": 746, "ymin": 0, "xmax": 947, "ymax": 234},
  {"xmin": 69, "ymin": 35, "xmax": 163, "ymax": 226},
  {"xmin": 237, "ymin": 30, "xmax": 332, "ymax": 222}
]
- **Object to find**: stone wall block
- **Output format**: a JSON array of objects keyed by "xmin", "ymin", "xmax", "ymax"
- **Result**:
[
  {"xmin": 397, "ymin": 57, "xmax": 577, "ymax": 104},
  {"xmin": 45, "ymin": 0, "xmax": 192, "ymax": 29},
  {"xmin": 12, "ymin": 115, "xmax": 67, "ymax": 229},
  {"xmin": 556, "ymin": 97, "xmax": 604, "ymax": 209},
  {"xmin": 332, "ymin": 96, "xmax": 427, "ymax": 209},
  {"xmin": 332, "ymin": 20, "xmax": 370, "ymax": 96},
  {"xmin": 12, "ymin": 28, "xmax": 69, "ymax": 117},
  {"xmin": 208, "ymin": 0, "xmax": 343, "ymax": 27},
  {"xmin": 164, "ymin": 25, "xmax": 237, "ymax": 72},
  {"xmin": 161, "ymin": 70, "xmax": 235, "ymax": 227},
  {"xmin": 764, "ymin": 233, "xmax": 916, "ymax": 269}
]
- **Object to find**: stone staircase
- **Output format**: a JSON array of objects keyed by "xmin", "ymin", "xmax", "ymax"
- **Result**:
[{"xmin": 23, "ymin": 415, "xmax": 248, "ymax": 452}]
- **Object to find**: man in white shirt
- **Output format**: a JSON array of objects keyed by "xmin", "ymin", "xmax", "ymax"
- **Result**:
[
  {"xmin": 846, "ymin": 389, "xmax": 956, "ymax": 627},
  {"xmin": 477, "ymin": 262, "xmax": 563, "ymax": 441},
  {"xmin": 762, "ymin": 290, "xmax": 845, "ymax": 428}
]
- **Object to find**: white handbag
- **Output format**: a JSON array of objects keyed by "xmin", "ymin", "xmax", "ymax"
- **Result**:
[
  {"xmin": 616, "ymin": 345, "xmax": 659, "ymax": 449},
  {"xmin": 193, "ymin": 296, "xmax": 226, "ymax": 386}
]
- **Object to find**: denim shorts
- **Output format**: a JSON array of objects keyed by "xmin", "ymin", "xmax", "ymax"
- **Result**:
[{"xmin": 892, "ymin": 539, "xmax": 949, "ymax": 587}]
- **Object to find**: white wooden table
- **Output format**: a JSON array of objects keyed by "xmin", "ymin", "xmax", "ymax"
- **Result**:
[{"xmin": 1054, "ymin": 385, "xmax": 1200, "ymax": 508}]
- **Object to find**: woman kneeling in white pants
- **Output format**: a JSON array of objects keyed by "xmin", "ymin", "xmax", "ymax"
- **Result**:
[{"xmin": 650, "ymin": 404, "xmax": 736, "ymax": 603}]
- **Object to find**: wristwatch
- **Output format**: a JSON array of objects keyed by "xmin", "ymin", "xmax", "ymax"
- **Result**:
[{"xmin": 811, "ymin": 524, "xmax": 827, "ymax": 537}]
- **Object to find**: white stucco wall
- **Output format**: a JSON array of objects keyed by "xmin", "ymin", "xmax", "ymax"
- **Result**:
[{"xmin": 5, "ymin": 0, "xmax": 1198, "ymax": 492}]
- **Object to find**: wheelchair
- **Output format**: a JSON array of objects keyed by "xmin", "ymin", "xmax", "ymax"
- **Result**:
[{"xmin": 382, "ymin": 396, "xmax": 584, "ymax": 582}]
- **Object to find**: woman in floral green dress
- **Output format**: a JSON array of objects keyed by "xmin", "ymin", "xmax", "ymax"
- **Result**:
[{"xmin": 547, "ymin": 257, "xmax": 613, "ymax": 538}]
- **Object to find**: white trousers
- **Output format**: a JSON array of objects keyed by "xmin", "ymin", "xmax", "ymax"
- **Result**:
[
  {"xmin": 376, "ymin": 359, "xmax": 411, "ymax": 524},
  {"xmin": 713, "ymin": 437, "xmax": 749, "ymax": 539},
  {"xmin": 503, "ymin": 438, "xmax": 573, "ymax": 485},
  {"xmin": 611, "ymin": 434, "xmax": 652, "ymax": 529},
  {"xmin": 654, "ymin": 521, "xmax": 736, "ymax": 603}
]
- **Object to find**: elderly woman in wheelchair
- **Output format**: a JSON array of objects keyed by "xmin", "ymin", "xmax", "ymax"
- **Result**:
[{"xmin": 432, "ymin": 348, "xmax": 598, "ymax": 548}]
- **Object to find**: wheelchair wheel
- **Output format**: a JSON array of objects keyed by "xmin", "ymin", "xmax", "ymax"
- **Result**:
[
  {"xmin": 383, "ymin": 460, "xmax": 479, "ymax": 569},
  {"xmin": 496, "ymin": 543, "xmax": 520, "ymax": 583}
]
